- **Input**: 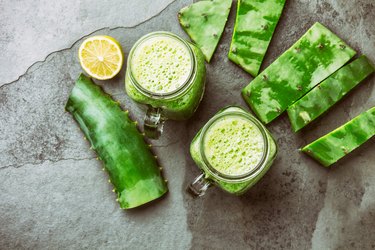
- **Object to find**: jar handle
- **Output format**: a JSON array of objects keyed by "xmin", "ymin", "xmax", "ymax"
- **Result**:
[
  {"xmin": 144, "ymin": 106, "xmax": 165, "ymax": 139},
  {"xmin": 188, "ymin": 173, "xmax": 212, "ymax": 197}
]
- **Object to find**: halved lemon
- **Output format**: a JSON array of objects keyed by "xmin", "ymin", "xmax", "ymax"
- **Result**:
[{"xmin": 78, "ymin": 35, "xmax": 124, "ymax": 80}]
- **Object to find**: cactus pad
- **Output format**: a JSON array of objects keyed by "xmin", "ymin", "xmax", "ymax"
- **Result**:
[
  {"xmin": 66, "ymin": 74, "xmax": 168, "ymax": 209},
  {"xmin": 242, "ymin": 22, "xmax": 356, "ymax": 124},
  {"xmin": 178, "ymin": 0, "xmax": 232, "ymax": 62},
  {"xmin": 287, "ymin": 56, "xmax": 374, "ymax": 132},
  {"xmin": 301, "ymin": 107, "xmax": 375, "ymax": 167},
  {"xmin": 228, "ymin": 0, "xmax": 286, "ymax": 77}
]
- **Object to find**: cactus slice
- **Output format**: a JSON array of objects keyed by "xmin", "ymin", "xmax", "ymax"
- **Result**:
[
  {"xmin": 287, "ymin": 55, "xmax": 374, "ymax": 132},
  {"xmin": 242, "ymin": 22, "xmax": 356, "ymax": 124},
  {"xmin": 228, "ymin": 0, "xmax": 286, "ymax": 77},
  {"xmin": 65, "ymin": 74, "xmax": 168, "ymax": 209},
  {"xmin": 178, "ymin": 0, "xmax": 232, "ymax": 62},
  {"xmin": 301, "ymin": 107, "xmax": 375, "ymax": 167}
]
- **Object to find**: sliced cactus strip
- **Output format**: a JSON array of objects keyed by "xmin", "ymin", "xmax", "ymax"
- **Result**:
[
  {"xmin": 178, "ymin": 0, "xmax": 232, "ymax": 62},
  {"xmin": 228, "ymin": 0, "xmax": 286, "ymax": 76},
  {"xmin": 287, "ymin": 56, "xmax": 374, "ymax": 132},
  {"xmin": 301, "ymin": 107, "xmax": 375, "ymax": 167},
  {"xmin": 242, "ymin": 22, "xmax": 356, "ymax": 124},
  {"xmin": 66, "ymin": 74, "xmax": 168, "ymax": 209}
]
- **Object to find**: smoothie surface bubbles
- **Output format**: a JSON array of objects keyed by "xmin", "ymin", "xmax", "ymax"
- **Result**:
[
  {"xmin": 203, "ymin": 116, "xmax": 265, "ymax": 176},
  {"xmin": 131, "ymin": 35, "xmax": 192, "ymax": 94}
]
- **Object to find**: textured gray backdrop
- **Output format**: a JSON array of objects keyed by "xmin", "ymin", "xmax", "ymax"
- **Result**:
[{"xmin": 1, "ymin": 0, "xmax": 374, "ymax": 249}]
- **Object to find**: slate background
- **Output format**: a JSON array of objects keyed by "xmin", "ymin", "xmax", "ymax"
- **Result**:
[{"xmin": 1, "ymin": 0, "xmax": 374, "ymax": 249}]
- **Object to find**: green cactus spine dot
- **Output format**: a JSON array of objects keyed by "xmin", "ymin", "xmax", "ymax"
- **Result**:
[{"xmin": 65, "ymin": 74, "xmax": 168, "ymax": 209}]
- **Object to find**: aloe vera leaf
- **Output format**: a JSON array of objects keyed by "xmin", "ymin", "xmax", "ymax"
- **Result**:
[
  {"xmin": 178, "ymin": 0, "xmax": 232, "ymax": 62},
  {"xmin": 228, "ymin": 0, "xmax": 286, "ymax": 76},
  {"xmin": 301, "ymin": 107, "xmax": 375, "ymax": 167},
  {"xmin": 65, "ymin": 74, "xmax": 168, "ymax": 209},
  {"xmin": 287, "ymin": 55, "xmax": 374, "ymax": 132},
  {"xmin": 242, "ymin": 22, "xmax": 356, "ymax": 124}
]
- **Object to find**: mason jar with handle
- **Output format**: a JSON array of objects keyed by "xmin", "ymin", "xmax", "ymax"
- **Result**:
[
  {"xmin": 188, "ymin": 106, "xmax": 278, "ymax": 196},
  {"xmin": 125, "ymin": 31, "xmax": 206, "ymax": 139}
]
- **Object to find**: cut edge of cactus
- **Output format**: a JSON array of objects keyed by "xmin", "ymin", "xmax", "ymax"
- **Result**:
[
  {"xmin": 286, "ymin": 108, "xmax": 303, "ymax": 133},
  {"xmin": 300, "ymin": 146, "xmax": 332, "ymax": 167},
  {"xmin": 241, "ymin": 87, "xmax": 272, "ymax": 124}
]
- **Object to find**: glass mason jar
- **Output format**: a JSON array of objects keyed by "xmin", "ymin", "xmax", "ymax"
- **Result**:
[
  {"xmin": 125, "ymin": 31, "xmax": 206, "ymax": 139},
  {"xmin": 189, "ymin": 106, "xmax": 278, "ymax": 196}
]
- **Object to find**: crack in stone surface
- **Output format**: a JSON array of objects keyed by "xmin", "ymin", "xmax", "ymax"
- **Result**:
[
  {"xmin": 0, "ymin": 139, "xmax": 181, "ymax": 170},
  {"xmin": 153, "ymin": 139, "xmax": 180, "ymax": 148},
  {"xmin": 0, "ymin": 0, "xmax": 374, "ymax": 249},
  {"xmin": 0, "ymin": 0, "xmax": 184, "ymax": 172},
  {"xmin": 1, "ymin": 1, "xmax": 193, "ymax": 249},
  {"xmin": 0, "ymin": 157, "xmax": 96, "ymax": 171},
  {"xmin": 0, "ymin": 0, "xmax": 178, "ymax": 89}
]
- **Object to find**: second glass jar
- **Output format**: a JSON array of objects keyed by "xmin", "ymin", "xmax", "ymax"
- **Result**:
[{"xmin": 189, "ymin": 106, "xmax": 278, "ymax": 196}]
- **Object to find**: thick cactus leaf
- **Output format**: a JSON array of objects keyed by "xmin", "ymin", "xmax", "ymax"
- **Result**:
[
  {"xmin": 288, "ymin": 56, "xmax": 374, "ymax": 132},
  {"xmin": 178, "ymin": 0, "xmax": 232, "ymax": 62},
  {"xmin": 228, "ymin": 0, "xmax": 286, "ymax": 77},
  {"xmin": 66, "ymin": 74, "xmax": 168, "ymax": 209},
  {"xmin": 242, "ymin": 22, "xmax": 356, "ymax": 124},
  {"xmin": 301, "ymin": 107, "xmax": 375, "ymax": 167}
]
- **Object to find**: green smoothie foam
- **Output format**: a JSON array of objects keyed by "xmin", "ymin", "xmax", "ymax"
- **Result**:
[
  {"xmin": 203, "ymin": 116, "xmax": 265, "ymax": 176},
  {"xmin": 189, "ymin": 106, "xmax": 277, "ymax": 195},
  {"xmin": 125, "ymin": 32, "xmax": 206, "ymax": 121},
  {"xmin": 130, "ymin": 36, "xmax": 192, "ymax": 94}
]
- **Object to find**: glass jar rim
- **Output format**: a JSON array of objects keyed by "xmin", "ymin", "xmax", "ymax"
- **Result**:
[
  {"xmin": 199, "ymin": 109, "xmax": 269, "ymax": 182},
  {"xmin": 128, "ymin": 31, "xmax": 196, "ymax": 99}
]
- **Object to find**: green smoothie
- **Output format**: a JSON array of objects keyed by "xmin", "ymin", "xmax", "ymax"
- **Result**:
[
  {"xmin": 130, "ymin": 36, "xmax": 192, "ymax": 94},
  {"xmin": 125, "ymin": 32, "xmax": 206, "ymax": 120},
  {"xmin": 190, "ymin": 106, "xmax": 277, "ymax": 195},
  {"xmin": 203, "ymin": 116, "xmax": 265, "ymax": 176}
]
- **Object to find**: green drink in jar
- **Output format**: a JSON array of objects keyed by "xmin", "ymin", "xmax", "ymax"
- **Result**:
[
  {"xmin": 189, "ymin": 106, "xmax": 278, "ymax": 196},
  {"xmin": 125, "ymin": 31, "xmax": 206, "ymax": 139}
]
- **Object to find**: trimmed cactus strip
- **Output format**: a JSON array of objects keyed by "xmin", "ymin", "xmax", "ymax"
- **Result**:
[
  {"xmin": 178, "ymin": 0, "xmax": 232, "ymax": 62},
  {"xmin": 242, "ymin": 22, "xmax": 356, "ymax": 124},
  {"xmin": 228, "ymin": 0, "xmax": 286, "ymax": 76},
  {"xmin": 287, "ymin": 55, "xmax": 374, "ymax": 132},
  {"xmin": 66, "ymin": 74, "xmax": 168, "ymax": 209},
  {"xmin": 301, "ymin": 107, "xmax": 375, "ymax": 167}
]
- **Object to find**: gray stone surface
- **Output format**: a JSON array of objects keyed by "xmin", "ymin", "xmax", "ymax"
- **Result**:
[
  {"xmin": 1, "ymin": 0, "xmax": 374, "ymax": 249},
  {"xmin": 0, "ymin": 0, "xmax": 174, "ymax": 85}
]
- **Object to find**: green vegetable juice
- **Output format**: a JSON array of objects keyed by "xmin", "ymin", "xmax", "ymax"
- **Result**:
[
  {"xmin": 203, "ymin": 116, "xmax": 265, "ymax": 176},
  {"xmin": 190, "ymin": 106, "xmax": 277, "ymax": 195},
  {"xmin": 125, "ymin": 31, "xmax": 206, "ymax": 120}
]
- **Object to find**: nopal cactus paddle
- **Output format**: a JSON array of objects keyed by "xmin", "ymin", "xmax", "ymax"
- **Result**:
[
  {"xmin": 228, "ymin": 0, "xmax": 286, "ymax": 77},
  {"xmin": 242, "ymin": 22, "xmax": 356, "ymax": 124},
  {"xmin": 178, "ymin": 0, "xmax": 232, "ymax": 62},
  {"xmin": 287, "ymin": 55, "xmax": 374, "ymax": 132},
  {"xmin": 65, "ymin": 74, "xmax": 168, "ymax": 209},
  {"xmin": 301, "ymin": 107, "xmax": 375, "ymax": 167}
]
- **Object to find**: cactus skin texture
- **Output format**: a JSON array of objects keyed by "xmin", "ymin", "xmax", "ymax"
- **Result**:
[
  {"xmin": 228, "ymin": 0, "xmax": 285, "ymax": 77},
  {"xmin": 178, "ymin": 0, "xmax": 232, "ymax": 62},
  {"xmin": 301, "ymin": 107, "xmax": 375, "ymax": 167},
  {"xmin": 242, "ymin": 22, "xmax": 356, "ymax": 124},
  {"xmin": 287, "ymin": 56, "xmax": 374, "ymax": 132},
  {"xmin": 65, "ymin": 74, "xmax": 168, "ymax": 209}
]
